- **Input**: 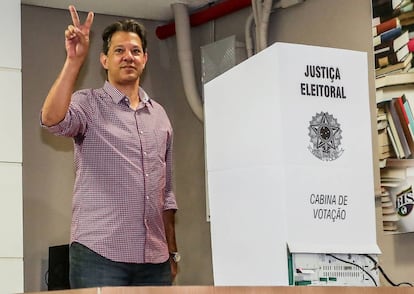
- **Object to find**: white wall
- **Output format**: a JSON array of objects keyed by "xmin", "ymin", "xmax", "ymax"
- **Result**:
[{"xmin": 0, "ymin": 0, "xmax": 23, "ymax": 293}]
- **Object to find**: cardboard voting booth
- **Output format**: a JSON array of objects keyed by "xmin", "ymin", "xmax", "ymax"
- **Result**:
[{"xmin": 204, "ymin": 42, "xmax": 380, "ymax": 286}]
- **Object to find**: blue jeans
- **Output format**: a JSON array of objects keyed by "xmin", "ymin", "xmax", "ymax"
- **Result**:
[{"xmin": 69, "ymin": 242, "xmax": 172, "ymax": 288}]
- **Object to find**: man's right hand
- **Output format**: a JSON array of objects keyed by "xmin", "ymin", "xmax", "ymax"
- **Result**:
[
  {"xmin": 65, "ymin": 5, "xmax": 94, "ymax": 63},
  {"xmin": 41, "ymin": 6, "xmax": 94, "ymax": 127}
]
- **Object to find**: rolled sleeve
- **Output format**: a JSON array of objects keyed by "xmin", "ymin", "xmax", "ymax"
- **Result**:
[
  {"xmin": 164, "ymin": 190, "xmax": 178, "ymax": 211},
  {"xmin": 40, "ymin": 111, "xmax": 74, "ymax": 136}
]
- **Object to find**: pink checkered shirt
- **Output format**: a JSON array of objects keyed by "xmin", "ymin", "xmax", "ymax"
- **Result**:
[{"xmin": 42, "ymin": 81, "xmax": 177, "ymax": 264}]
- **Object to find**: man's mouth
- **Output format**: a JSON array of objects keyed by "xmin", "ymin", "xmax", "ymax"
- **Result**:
[{"xmin": 121, "ymin": 65, "xmax": 136, "ymax": 70}]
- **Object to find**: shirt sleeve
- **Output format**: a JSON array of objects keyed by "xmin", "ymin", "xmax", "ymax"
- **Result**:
[
  {"xmin": 163, "ymin": 128, "xmax": 178, "ymax": 211},
  {"xmin": 40, "ymin": 90, "xmax": 92, "ymax": 138}
]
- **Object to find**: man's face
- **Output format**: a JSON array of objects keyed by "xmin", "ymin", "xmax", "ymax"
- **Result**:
[{"xmin": 100, "ymin": 31, "xmax": 148, "ymax": 86}]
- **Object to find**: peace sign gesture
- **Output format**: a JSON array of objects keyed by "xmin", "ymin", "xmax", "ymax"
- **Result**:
[{"xmin": 65, "ymin": 5, "xmax": 94, "ymax": 63}]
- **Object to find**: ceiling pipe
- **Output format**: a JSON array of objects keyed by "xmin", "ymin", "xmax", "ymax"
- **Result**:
[
  {"xmin": 245, "ymin": 13, "xmax": 255, "ymax": 57},
  {"xmin": 157, "ymin": 0, "xmax": 252, "ymax": 40},
  {"xmin": 258, "ymin": 0, "xmax": 273, "ymax": 51},
  {"xmin": 172, "ymin": 3, "xmax": 204, "ymax": 122}
]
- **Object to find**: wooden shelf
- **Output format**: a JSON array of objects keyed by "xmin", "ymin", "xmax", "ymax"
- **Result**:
[
  {"xmin": 376, "ymin": 72, "xmax": 414, "ymax": 89},
  {"xmin": 382, "ymin": 158, "xmax": 414, "ymax": 168}
]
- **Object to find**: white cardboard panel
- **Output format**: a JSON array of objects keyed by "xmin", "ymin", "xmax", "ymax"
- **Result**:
[
  {"xmin": 285, "ymin": 164, "xmax": 379, "ymax": 254},
  {"xmin": 0, "ymin": 0, "xmax": 21, "ymax": 69},
  {"xmin": 0, "ymin": 163, "xmax": 23, "ymax": 257},
  {"xmin": 0, "ymin": 258, "xmax": 24, "ymax": 294},
  {"xmin": 276, "ymin": 43, "xmax": 372, "ymax": 168},
  {"xmin": 204, "ymin": 46, "xmax": 283, "ymax": 172},
  {"xmin": 208, "ymin": 167, "xmax": 288, "ymax": 286},
  {"xmin": 204, "ymin": 42, "xmax": 378, "ymax": 285},
  {"xmin": 0, "ymin": 70, "xmax": 22, "ymax": 163}
]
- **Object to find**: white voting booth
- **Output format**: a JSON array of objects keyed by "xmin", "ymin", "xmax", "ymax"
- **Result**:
[{"xmin": 204, "ymin": 43, "xmax": 380, "ymax": 286}]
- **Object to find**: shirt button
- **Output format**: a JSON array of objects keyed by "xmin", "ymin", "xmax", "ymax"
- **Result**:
[
  {"xmin": 143, "ymin": 151, "xmax": 147, "ymax": 156},
  {"xmin": 145, "ymin": 173, "xmax": 149, "ymax": 177},
  {"xmin": 146, "ymin": 196, "xmax": 149, "ymax": 200},
  {"xmin": 139, "ymin": 130, "xmax": 144, "ymax": 134}
]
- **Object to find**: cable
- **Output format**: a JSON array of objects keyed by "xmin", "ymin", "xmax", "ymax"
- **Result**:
[
  {"xmin": 326, "ymin": 254, "xmax": 378, "ymax": 287},
  {"xmin": 44, "ymin": 269, "xmax": 49, "ymax": 287},
  {"xmin": 363, "ymin": 254, "xmax": 413, "ymax": 287}
]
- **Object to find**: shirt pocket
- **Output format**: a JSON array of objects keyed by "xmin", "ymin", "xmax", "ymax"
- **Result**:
[{"xmin": 154, "ymin": 129, "xmax": 168, "ymax": 162}]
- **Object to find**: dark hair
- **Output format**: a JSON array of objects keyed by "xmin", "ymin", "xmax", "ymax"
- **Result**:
[{"xmin": 102, "ymin": 19, "xmax": 147, "ymax": 55}]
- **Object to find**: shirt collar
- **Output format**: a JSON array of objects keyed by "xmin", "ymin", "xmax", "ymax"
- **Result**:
[{"xmin": 103, "ymin": 81, "xmax": 153, "ymax": 108}]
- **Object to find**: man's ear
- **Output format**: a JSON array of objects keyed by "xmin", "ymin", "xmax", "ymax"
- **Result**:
[{"xmin": 100, "ymin": 53, "xmax": 108, "ymax": 70}]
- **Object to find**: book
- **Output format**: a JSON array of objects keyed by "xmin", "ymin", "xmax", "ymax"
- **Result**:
[
  {"xmin": 379, "ymin": 145, "xmax": 393, "ymax": 153},
  {"xmin": 395, "ymin": 2, "xmax": 414, "ymax": 15},
  {"xmin": 397, "ymin": 6, "xmax": 414, "ymax": 25},
  {"xmin": 383, "ymin": 221, "xmax": 398, "ymax": 231},
  {"xmin": 393, "ymin": 96, "xmax": 414, "ymax": 155},
  {"xmin": 401, "ymin": 22, "xmax": 414, "ymax": 37},
  {"xmin": 374, "ymin": 30, "xmax": 409, "ymax": 55},
  {"xmin": 375, "ymin": 71, "xmax": 414, "ymax": 88},
  {"xmin": 395, "ymin": 0, "xmax": 412, "ymax": 10},
  {"xmin": 373, "ymin": 17, "xmax": 401, "ymax": 36},
  {"xmin": 403, "ymin": 95, "xmax": 414, "ymax": 134},
  {"xmin": 380, "ymin": 150, "xmax": 395, "ymax": 160},
  {"xmin": 378, "ymin": 127, "xmax": 391, "ymax": 146},
  {"xmin": 378, "ymin": 100, "xmax": 401, "ymax": 157},
  {"xmin": 378, "ymin": 118, "xmax": 389, "ymax": 130},
  {"xmin": 391, "ymin": 97, "xmax": 413, "ymax": 157},
  {"xmin": 378, "ymin": 121, "xmax": 395, "ymax": 159},
  {"xmin": 398, "ymin": 8, "xmax": 414, "ymax": 20},
  {"xmin": 400, "ymin": 16, "xmax": 414, "ymax": 26},
  {"xmin": 385, "ymin": 102, "xmax": 406, "ymax": 158},
  {"xmin": 388, "ymin": 125, "xmax": 402, "ymax": 158},
  {"xmin": 381, "ymin": 166, "xmax": 407, "ymax": 179},
  {"xmin": 383, "ymin": 206, "xmax": 397, "ymax": 214},
  {"xmin": 382, "ymin": 198, "xmax": 393, "ymax": 207},
  {"xmin": 396, "ymin": 96, "xmax": 411, "ymax": 125},
  {"xmin": 375, "ymin": 42, "xmax": 409, "ymax": 68},
  {"xmin": 386, "ymin": 99, "xmax": 411, "ymax": 158},
  {"xmin": 374, "ymin": 27, "xmax": 403, "ymax": 47},
  {"xmin": 381, "ymin": 157, "xmax": 414, "ymax": 167},
  {"xmin": 373, "ymin": 0, "xmax": 394, "ymax": 19},
  {"xmin": 375, "ymin": 52, "xmax": 413, "ymax": 76},
  {"xmin": 376, "ymin": 88, "xmax": 400, "ymax": 103},
  {"xmin": 373, "ymin": 16, "xmax": 382, "ymax": 27}
]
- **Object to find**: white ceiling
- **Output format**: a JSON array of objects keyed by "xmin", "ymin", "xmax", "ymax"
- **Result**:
[{"xmin": 21, "ymin": 0, "xmax": 219, "ymax": 21}]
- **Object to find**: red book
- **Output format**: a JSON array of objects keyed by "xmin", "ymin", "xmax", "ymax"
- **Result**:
[
  {"xmin": 373, "ymin": 17, "xmax": 401, "ymax": 36},
  {"xmin": 393, "ymin": 97, "xmax": 414, "ymax": 157},
  {"xmin": 408, "ymin": 38, "xmax": 414, "ymax": 52},
  {"xmin": 396, "ymin": 96, "xmax": 409, "ymax": 125}
]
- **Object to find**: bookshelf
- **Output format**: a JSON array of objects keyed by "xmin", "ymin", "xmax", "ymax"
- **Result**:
[
  {"xmin": 383, "ymin": 157, "xmax": 414, "ymax": 167},
  {"xmin": 373, "ymin": 0, "xmax": 414, "ymax": 234}
]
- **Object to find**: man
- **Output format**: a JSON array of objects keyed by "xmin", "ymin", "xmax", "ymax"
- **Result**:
[{"xmin": 41, "ymin": 6, "xmax": 179, "ymax": 288}]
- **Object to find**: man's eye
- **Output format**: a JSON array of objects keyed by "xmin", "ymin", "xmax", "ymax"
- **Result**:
[
  {"xmin": 132, "ymin": 49, "xmax": 141, "ymax": 55},
  {"xmin": 114, "ymin": 48, "xmax": 124, "ymax": 54}
]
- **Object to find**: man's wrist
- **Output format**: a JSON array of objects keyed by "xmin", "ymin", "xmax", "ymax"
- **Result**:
[{"xmin": 169, "ymin": 251, "xmax": 181, "ymax": 263}]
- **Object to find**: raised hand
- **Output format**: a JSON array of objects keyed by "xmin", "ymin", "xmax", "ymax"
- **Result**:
[{"xmin": 65, "ymin": 5, "xmax": 94, "ymax": 62}]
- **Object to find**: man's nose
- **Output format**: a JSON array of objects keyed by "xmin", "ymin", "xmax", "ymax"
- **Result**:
[{"xmin": 123, "ymin": 51, "xmax": 134, "ymax": 61}]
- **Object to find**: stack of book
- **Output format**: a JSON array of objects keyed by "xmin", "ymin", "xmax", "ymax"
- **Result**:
[
  {"xmin": 397, "ymin": 1, "xmax": 414, "ymax": 37},
  {"xmin": 379, "ymin": 185, "xmax": 399, "ymax": 232},
  {"xmin": 375, "ymin": 70, "xmax": 414, "ymax": 88},
  {"xmin": 379, "ymin": 154, "xmax": 409, "ymax": 233},
  {"xmin": 373, "ymin": 0, "xmax": 414, "ymax": 30},
  {"xmin": 373, "ymin": 1, "xmax": 414, "ymax": 234},
  {"xmin": 377, "ymin": 95, "xmax": 414, "ymax": 160},
  {"xmin": 376, "ymin": 94, "xmax": 414, "ymax": 233},
  {"xmin": 377, "ymin": 106, "xmax": 395, "ymax": 161},
  {"xmin": 373, "ymin": 0, "xmax": 414, "ymax": 77}
]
